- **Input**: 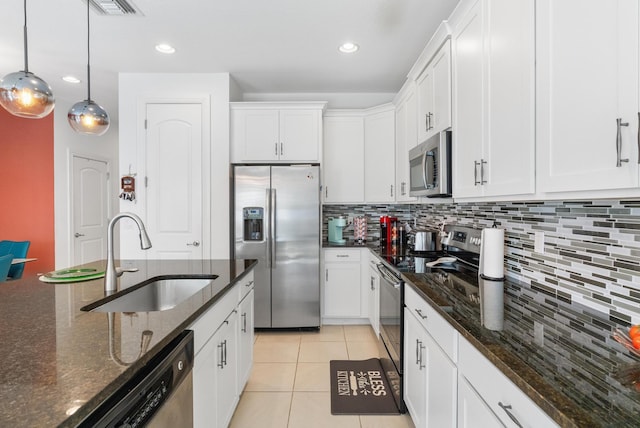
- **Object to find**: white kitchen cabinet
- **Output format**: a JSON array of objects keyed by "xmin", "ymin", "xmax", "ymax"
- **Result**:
[
  {"xmin": 417, "ymin": 40, "xmax": 452, "ymax": 144},
  {"xmin": 404, "ymin": 286, "xmax": 457, "ymax": 428},
  {"xmin": 213, "ymin": 309, "xmax": 239, "ymax": 428},
  {"xmin": 537, "ymin": 0, "xmax": 639, "ymax": 193},
  {"xmin": 230, "ymin": 102, "xmax": 326, "ymax": 163},
  {"xmin": 323, "ymin": 249, "xmax": 363, "ymax": 320},
  {"xmin": 457, "ymin": 376, "xmax": 504, "ymax": 428},
  {"xmin": 323, "ymin": 112, "xmax": 365, "ymax": 203},
  {"xmin": 367, "ymin": 258, "xmax": 380, "ymax": 336},
  {"xmin": 237, "ymin": 288, "xmax": 254, "ymax": 390},
  {"xmin": 452, "ymin": 0, "xmax": 535, "ymax": 198},
  {"xmin": 458, "ymin": 337, "xmax": 558, "ymax": 428},
  {"xmin": 364, "ymin": 105, "xmax": 396, "ymax": 203},
  {"xmin": 395, "ymin": 83, "xmax": 418, "ymax": 202}
]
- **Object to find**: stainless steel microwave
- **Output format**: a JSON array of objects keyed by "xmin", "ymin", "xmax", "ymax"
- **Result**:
[{"xmin": 409, "ymin": 130, "xmax": 452, "ymax": 197}]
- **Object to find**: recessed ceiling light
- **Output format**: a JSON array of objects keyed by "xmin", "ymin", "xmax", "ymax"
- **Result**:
[
  {"xmin": 339, "ymin": 42, "xmax": 359, "ymax": 54},
  {"xmin": 62, "ymin": 76, "xmax": 81, "ymax": 84},
  {"xmin": 155, "ymin": 44, "xmax": 176, "ymax": 54}
]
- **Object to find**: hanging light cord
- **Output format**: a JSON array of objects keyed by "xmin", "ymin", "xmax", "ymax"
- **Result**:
[
  {"xmin": 86, "ymin": 0, "xmax": 92, "ymax": 101},
  {"xmin": 22, "ymin": 0, "xmax": 29, "ymax": 73}
]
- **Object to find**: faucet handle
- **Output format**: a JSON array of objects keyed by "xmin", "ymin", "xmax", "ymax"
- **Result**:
[{"xmin": 115, "ymin": 267, "xmax": 139, "ymax": 277}]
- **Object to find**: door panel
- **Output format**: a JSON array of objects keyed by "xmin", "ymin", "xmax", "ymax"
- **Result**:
[{"xmin": 146, "ymin": 103, "xmax": 203, "ymax": 260}]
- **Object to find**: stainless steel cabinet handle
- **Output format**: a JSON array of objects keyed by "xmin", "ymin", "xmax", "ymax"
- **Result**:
[
  {"xmin": 474, "ymin": 161, "xmax": 480, "ymax": 185},
  {"xmin": 275, "ymin": 143, "xmax": 278, "ymax": 156},
  {"xmin": 498, "ymin": 402, "xmax": 523, "ymax": 428},
  {"xmin": 401, "ymin": 182, "xmax": 405, "ymax": 196},
  {"xmin": 480, "ymin": 159, "xmax": 487, "ymax": 184},
  {"xmin": 74, "ymin": 232, "xmax": 85, "ymax": 238},
  {"xmin": 415, "ymin": 308, "xmax": 428, "ymax": 320},
  {"xmin": 325, "ymin": 186, "xmax": 328, "ymax": 198},
  {"xmin": 428, "ymin": 112, "xmax": 434, "ymax": 130},
  {"xmin": 217, "ymin": 342, "xmax": 224, "ymax": 368},
  {"xmin": 325, "ymin": 269, "xmax": 328, "ymax": 282},
  {"xmin": 415, "ymin": 339, "xmax": 421, "ymax": 366},
  {"xmin": 280, "ymin": 142, "xmax": 284, "ymax": 156},
  {"xmin": 390, "ymin": 185, "xmax": 394, "ymax": 197},
  {"xmin": 419, "ymin": 342, "xmax": 426, "ymax": 369},
  {"xmin": 370, "ymin": 276, "xmax": 374, "ymax": 290},
  {"xmin": 242, "ymin": 312, "xmax": 247, "ymax": 333},
  {"xmin": 223, "ymin": 340, "xmax": 228, "ymax": 367},
  {"xmin": 616, "ymin": 118, "xmax": 630, "ymax": 167},
  {"xmin": 425, "ymin": 114, "xmax": 429, "ymax": 132},
  {"xmin": 187, "ymin": 241, "xmax": 200, "ymax": 247}
]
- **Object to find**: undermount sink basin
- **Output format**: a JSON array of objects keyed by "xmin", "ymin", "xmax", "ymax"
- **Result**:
[{"xmin": 82, "ymin": 277, "xmax": 217, "ymax": 313}]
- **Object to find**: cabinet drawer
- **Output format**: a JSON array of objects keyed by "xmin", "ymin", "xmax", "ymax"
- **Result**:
[
  {"xmin": 190, "ymin": 285, "xmax": 238, "ymax": 355},
  {"xmin": 458, "ymin": 337, "xmax": 558, "ymax": 428},
  {"xmin": 324, "ymin": 248, "xmax": 361, "ymax": 262},
  {"xmin": 237, "ymin": 270, "xmax": 255, "ymax": 302},
  {"xmin": 404, "ymin": 284, "xmax": 457, "ymax": 361}
]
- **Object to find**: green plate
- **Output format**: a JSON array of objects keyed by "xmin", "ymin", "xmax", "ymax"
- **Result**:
[{"xmin": 39, "ymin": 268, "xmax": 105, "ymax": 283}]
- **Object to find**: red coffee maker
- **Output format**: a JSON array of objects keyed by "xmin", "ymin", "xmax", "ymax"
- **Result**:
[{"xmin": 379, "ymin": 216, "xmax": 397, "ymax": 248}]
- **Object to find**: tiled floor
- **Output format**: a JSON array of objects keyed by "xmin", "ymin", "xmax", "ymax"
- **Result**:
[{"xmin": 229, "ymin": 325, "xmax": 415, "ymax": 428}]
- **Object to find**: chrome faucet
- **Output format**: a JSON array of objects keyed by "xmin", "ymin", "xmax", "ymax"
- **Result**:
[{"xmin": 105, "ymin": 212, "xmax": 152, "ymax": 294}]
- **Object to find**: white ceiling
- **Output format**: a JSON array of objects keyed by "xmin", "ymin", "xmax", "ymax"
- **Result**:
[{"xmin": 0, "ymin": 0, "xmax": 459, "ymax": 115}]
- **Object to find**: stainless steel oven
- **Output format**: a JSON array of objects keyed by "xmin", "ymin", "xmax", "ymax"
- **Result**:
[
  {"xmin": 409, "ymin": 130, "xmax": 452, "ymax": 197},
  {"xmin": 376, "ymin": 262, "xmax": 405, "ymax": 413}
]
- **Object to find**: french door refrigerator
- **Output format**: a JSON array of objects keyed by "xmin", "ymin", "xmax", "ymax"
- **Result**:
[{"xmin": 232, "ymin": 165, "xmax": 320, "ymax": 328}]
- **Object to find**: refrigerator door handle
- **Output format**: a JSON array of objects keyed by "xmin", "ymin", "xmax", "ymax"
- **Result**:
[
  {"xmin": 271, "ymin": 188, "xmax": 277, "ymax": 266},
  {"xmin": 265, "ymin": 188, "xmax": 272, "ymax": 269}
]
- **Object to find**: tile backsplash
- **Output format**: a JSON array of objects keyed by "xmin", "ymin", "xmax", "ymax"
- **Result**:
[{"xmin": 323, "ymin": 200, "xmax": 640, "ymax": 323}]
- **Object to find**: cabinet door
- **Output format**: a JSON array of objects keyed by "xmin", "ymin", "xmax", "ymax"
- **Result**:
[
  {"xmin": 417, "ymin": 67, "xmax": 435, "ymax": 144},
  {"xmin": 234, "ymin": 109, "xmax": 280, "ymax": 162},
  {"xmin": 432, "ymin": 40, "xmax": 452, "ymax": 135},
  {"xmin": 484, "ymin": 0, "xmax": 535, "ymax": 197},
  {"xmin": 458, "ymin": 376, "xmax": 504, "ymax": 428},
  {"xmin": 323, "ymin": 262, "xmax": 362, "ymax": 318},
  {"xmin": 452, "ymin": 0, "xmax": 484, "ymax": 198},
  {"xmin": 193, "ymin": 333, "xmax": 218, "ymax": 428},
  {"xmin": 215, "ymin": 311, "xmax": 239, "ymax": 428},
  {"xmin": 323, "ymin": 115, "xmax": 365, "ymax": 203},
  {"xmin": 237, "ymin": 289, "xmax": 254, "ymax": 391},
  {"xmin": 280, "ymin": 109, "xmax": 321, "ymax": 161},
  {"xmin": 368, "ymin": 265, "xmax": 380, "ymax": 336},
  {"xmin": 424, "ymin": 328, "xmax": 457, "ymax": 427},
  {"xmin": 404, "ymin": 308, "xmax": 428, "ymax": 428},
  {"xmin": 395, "ymin": 88, "xmax": 418, "ymax": 202},
  {"xmin": 537, "ymin": 0, "xmax": 639, "ymax": 192},
  {"xmin": 364, "ymin": 109, "xmax": 396, "ymax": 202}
]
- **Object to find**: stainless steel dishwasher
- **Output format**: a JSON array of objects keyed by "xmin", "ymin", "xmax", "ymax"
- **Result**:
[{"xmin": 79, "ymin": 330, "xmax": 194, "ymax": 428}]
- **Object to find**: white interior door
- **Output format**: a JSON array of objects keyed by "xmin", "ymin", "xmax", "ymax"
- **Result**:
[
  {"xmin": 145, "ymin": 103, "xmax": 203, "ymax": 259},
  {"xmin": 72, "ymin": 155, "xmax": 109, "ymax": 265}
]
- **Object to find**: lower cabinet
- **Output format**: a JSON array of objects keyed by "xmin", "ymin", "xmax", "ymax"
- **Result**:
[
  {"xmin": 367, "ymin": 260, "xmax": 380, "ymax": 336},
  {"xmin": 191, "ymin": 270, "xmax": 255, "ymax": 428},
  {"xmin": 457, "ymin": 376, "xmax": 503, "ymax": 428},
  {"xmin": 323, "ymin": 249, "xmax": 363, "ymax": 320}
]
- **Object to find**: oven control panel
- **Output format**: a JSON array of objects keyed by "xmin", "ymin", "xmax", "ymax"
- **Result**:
[{"xmin": 442, "ymin": 225, "xmax": 482, "ymax": 254}]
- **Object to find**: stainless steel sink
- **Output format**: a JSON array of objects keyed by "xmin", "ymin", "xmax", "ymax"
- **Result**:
[{"xmin": 83, "ymin": 277, "xmax": 217, "ymax": 312}]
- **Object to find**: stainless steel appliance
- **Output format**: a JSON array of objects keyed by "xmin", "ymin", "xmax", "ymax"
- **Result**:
[
  {"xmin": 412, "ymin": 230, "xmax": 441, "ymax": 252},
  {"xmin": 409, "ymin": 130, "xmax": 452, "ymax": 197},
  {"xmin": 79, "ymin": 330, "xmax": 194, "ymax": 428},
  {"xmin": 232, "ymin": 165, "xmax": 320, "ymax": 328}
]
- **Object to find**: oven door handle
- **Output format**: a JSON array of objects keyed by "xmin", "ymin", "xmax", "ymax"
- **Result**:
[{"xmin": 376, "ymin": 263, "xmax": 402, "ymax": 288}]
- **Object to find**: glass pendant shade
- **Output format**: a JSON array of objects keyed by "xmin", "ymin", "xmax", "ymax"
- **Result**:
[{"xmin": 68, "ymin": 99, "xmax": 110, "ymax": 136}]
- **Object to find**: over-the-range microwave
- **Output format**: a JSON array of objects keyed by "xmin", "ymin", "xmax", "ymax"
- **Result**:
[{"xmin": 408, "ymin": 130, "xmax": 452, "ymax": 198}]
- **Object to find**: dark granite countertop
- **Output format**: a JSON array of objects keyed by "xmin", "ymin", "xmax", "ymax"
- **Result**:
[
  {"xmin": 323, "ymin": 240, "xmax": 379, "ymax": 249},
  {"xmin": 396, "ymin": 266, "xmax": 640, "ymax": 427},
  {"xmin": 0, "ymin": 258, "xmax": 257, "ymax": 428}
]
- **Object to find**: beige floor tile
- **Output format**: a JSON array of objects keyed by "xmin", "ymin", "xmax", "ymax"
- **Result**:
[
  {"xmin": 346, "ymin": 340, "xmax": 380, "ymax": 360},
  {"xmin": 255, "ymin": 331, "xmax": 302, "ymax": 343},
  {"xmin": 298, "ymin": 341, "xmax": 348, "ymax": 363},
  {"xmin": 360, "ymin": 413, "xmax": 416, "ymax": 428},
  {"xmin": 300, "ymin": 325, "xmax": 345, "ymax": 342},
  {"xmin": 229, "ymin": 391, "xmax": 292, "ymax": 428},
  {"xmin": 245, "ymin": 362, "xmax": 297, "ymax": 391},
  {"xmin": 288, "ymin": 392, "xmax": 360, "ymax": 428},
  {"xmin": 343, "ymin": 324, "xmax": 377, "ymax": 342},
  {"xmin": 254, "ymin": 340, "xmax": 300, "ymax": 363},
  {"xmin": 294, "ymin": 362, "xmax": 330, "ymax": 392}
]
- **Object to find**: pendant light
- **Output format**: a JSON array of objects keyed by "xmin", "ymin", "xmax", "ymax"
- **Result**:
[
  {"xmin": 68, "ymin": 0, "xmax": 110, "ymax": 136},
  {"xmin": 0, "ymin": 0, "xmax": 55, "ymax": 119}
]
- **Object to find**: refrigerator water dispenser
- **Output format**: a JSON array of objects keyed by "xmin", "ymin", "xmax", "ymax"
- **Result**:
[{"xmin": 243, "ymin": 207, "xmax": 264, "ymax": 241}]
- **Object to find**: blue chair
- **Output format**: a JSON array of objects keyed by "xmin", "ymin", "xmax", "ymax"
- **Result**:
[
  {"xmin": 0, "ymin": 254, "xmax": 13, "ymax": 283},
  {"xmin": 0, "ymin": 241, "xmax": 30, "ymax": 279}
]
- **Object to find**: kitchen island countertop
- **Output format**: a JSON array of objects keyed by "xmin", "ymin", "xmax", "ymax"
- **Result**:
[{"xmin": 0, "ymin": 258, "xmax": 256, "ymax": 428}]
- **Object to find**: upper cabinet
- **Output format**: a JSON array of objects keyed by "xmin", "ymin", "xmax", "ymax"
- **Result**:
[
  {"xmin": 417, "ymin": 40, "xmax": 452, "ymax": 144},
  {"xmin": 452, "ymin": 0, "xmax": 535, "ymax": 199},
  {"xmin": 230, "ymin": 102, "xmax": 327, "ymax": 163},
  {"xmin": 395, "ymin": 82, "xmax": 418, "ymax": 202},
  {"xmin": 364, "ymin": 105, "xmax": 396, "ymax": 203},
  {"xmin": 536, "ymin": 0, "xmax": 640, "ymax": 194}
]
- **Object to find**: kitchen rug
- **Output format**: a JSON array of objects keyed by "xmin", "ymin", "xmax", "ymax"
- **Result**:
[{"xmin": 329, "ymin": 358, "xmax": 400, "ymax": 415}]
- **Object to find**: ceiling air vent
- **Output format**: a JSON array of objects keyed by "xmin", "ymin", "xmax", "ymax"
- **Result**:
[{"xmin": 86, "ymin": 0, "xmax": 143, "ymax": 16}]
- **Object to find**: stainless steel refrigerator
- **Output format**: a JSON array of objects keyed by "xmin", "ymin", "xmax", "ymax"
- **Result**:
[{"xmin": 232, "ymin": 165, "xmax": 320, "ymax": 328}]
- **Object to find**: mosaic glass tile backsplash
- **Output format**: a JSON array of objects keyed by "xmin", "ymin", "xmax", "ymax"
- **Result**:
[{"xmin": 323, "ymin": 200, "xmax": 640, "ymax": 323}]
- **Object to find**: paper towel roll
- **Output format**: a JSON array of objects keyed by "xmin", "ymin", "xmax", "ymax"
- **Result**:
[
  {"xmin": 480, "ymin": 228, "xmax": 505, "ymax": 280},
  {"xmin": 480, "ymin": 278, "xmax": 504, "ymax": 331}
]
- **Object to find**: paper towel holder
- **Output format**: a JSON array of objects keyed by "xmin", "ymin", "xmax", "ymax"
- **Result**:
[{"xmin": 479, "ymin": 226, "xmax": 505, "ymax": 281}]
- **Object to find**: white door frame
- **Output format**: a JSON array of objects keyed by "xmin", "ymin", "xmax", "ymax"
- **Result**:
[{"xmin": 68, "ymin": 152, "xmax": 112, "ymax": 265}]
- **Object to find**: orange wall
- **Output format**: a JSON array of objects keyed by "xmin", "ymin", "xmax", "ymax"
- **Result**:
[{"xmin": 0, "ymin": 107, "xmax": 55, "ymax": 277}]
